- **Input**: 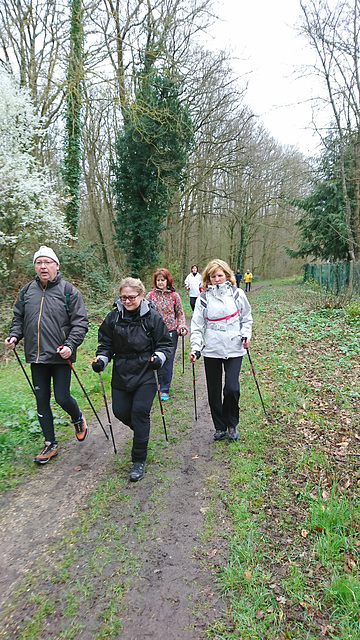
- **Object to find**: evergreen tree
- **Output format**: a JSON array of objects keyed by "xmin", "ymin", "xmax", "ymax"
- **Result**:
[
  {"xmin": 288, "ymin": 136, "xmax": 354, "ymax": 262},
  {"xmin": 113, "ymin": 70, "xmax": 193, "ymax": 276}
]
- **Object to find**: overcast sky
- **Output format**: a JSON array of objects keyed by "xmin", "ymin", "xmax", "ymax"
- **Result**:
[{"xmin": 205, "ymin": 0, "xmax": 330, "ymax": 156}]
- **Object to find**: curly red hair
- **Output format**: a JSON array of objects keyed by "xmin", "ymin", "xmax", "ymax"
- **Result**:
[{"xmin": 153, "ymin": 268, "xmax": 173, "ymax": 289}]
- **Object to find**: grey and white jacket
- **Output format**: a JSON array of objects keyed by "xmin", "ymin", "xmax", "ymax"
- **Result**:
[{"xmin": 190, "ymin": 281, "xmax": 253, "ymax": 359}]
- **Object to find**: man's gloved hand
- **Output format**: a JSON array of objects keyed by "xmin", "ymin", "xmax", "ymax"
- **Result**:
[
  {"xmin": 150, "ymin": 354, "xmax": 162, "ymax": 370},
  {"xmin": 92, "ymin": 358, "xmax": 105, "ymax": 373},
  {"xmin": 189, "ymin": 350, "xmax": 201, "ymax": 363}
]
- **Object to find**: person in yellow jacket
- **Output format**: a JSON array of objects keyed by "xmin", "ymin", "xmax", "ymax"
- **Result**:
[{"xmin": 243, "ymin": 269, "xmax": 253, "ymax": 293}]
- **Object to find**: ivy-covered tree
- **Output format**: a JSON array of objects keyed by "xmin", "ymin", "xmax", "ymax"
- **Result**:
[
  {"xmin": 113, "ymin": 69, "xmax": 193, "ymax": 276},
  {"xmin": 63, "ymin": 0, "xmax": 83, "ymax": 236}
]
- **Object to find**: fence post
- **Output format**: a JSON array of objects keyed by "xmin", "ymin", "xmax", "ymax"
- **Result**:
[{"xmin": 349, "ymin": 260, "xmax": 354, "ymax": 297}]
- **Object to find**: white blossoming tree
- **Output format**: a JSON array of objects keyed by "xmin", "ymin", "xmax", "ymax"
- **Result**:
[{"xmin": 0, "ymin": 68, "xmax": 70, "ymax": 280}]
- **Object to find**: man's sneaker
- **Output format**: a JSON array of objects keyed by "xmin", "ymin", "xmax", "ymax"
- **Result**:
[
  {"xmin": 228, "ymin": 427, "xmax": 239, "ymax": 441},
  {"xmin": 160, "ymin": 392, "xmax": 169, "ymax": 401},
  {"xmin": 213, "ymin": 429, "xmax": 227, "ymax": 441},
  {"xmin": 129, "ymin": 462, "xmax": 145, "ymax": 482},
  {"xmin": 73, "ymin": 412, "xmax": 87, "ymax": 442},
  {"xmin": 34, "ymin": 442, "xmax": 58, "ymax": 464}
]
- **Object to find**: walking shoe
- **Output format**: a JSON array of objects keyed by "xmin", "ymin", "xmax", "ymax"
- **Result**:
[
  {"xmin": 228, "ymin": 427, "xmax": 239, "ymax": 441},
  {"xmin": 34, "ymin": 442, "xmax": 58, "ymax": 464},
  {"xmin": 213, "ymin": 429, "xmax": 227, "ymax": 441},
  {"xmin": 129, "ymin": 462, "xmax": 145, "ymax": 482},
  {"xmin": 73, "ymin": 412, "xmax": 87, "ymax": 442},
  {"xmin": 160, "ymin": 392, "xmax": 169, "ymax": 401}
]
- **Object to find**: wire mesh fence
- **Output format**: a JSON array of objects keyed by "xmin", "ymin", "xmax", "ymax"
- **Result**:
[{"xmin": 304, "ymin": 261, "xmax": 360, "ymax": 295}]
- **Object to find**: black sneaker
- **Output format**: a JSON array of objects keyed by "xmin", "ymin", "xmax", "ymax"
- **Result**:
[
  {"xmin": 228, "ymin": 427, "xmax": 239, "ymax": 441},
  {"xmin": 129, "ymin": 462, "xmax": 145, "ymax": 482},
  {"xmin": 213, "ymin": 430, "xmax": 227, "ymax": 441},
  {"xmin": 34, "ymin": 442, "xmax": 58, "ymax": 464},
  {"xmin": 73, "ymin": 412, "xmax": 87, "ymax": 442}
]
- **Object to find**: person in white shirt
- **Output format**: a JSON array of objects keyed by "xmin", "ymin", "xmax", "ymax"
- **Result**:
[{"xmin": 184, "ymin": 264, "xmax": 202, "ymax": 311}]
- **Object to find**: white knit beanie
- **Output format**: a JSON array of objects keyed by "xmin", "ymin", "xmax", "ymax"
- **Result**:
[{"xmin": 33, "ymin": 246, "xmax": 59, "ymax": 265}]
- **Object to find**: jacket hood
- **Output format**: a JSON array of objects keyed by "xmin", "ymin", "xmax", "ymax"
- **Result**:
[
  {"xmin": 114, "ymin": 297, "xmax": 152, "ymax": 317},
  {"xmin": 206, "ymin": 280, "xmax": 232, "ymax": 295}
]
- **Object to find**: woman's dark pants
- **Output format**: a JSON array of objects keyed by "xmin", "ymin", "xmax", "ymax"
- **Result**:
[
  {"xmin": 160, "ymin": 331, "xmax": 178, "ymax": 394},
  {"xmin": 204, "ymin": 356, "xmax": 243, "ymax": 432},
  {"xmin": 112, "ymin": 382, "xmax": 157, "ymax": 462}
]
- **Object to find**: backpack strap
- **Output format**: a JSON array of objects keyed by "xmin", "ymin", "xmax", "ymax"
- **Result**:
[
  {"xmin": 64, "ymin": 281, "xmax": 72, "ymax": 312},
  {"xmin": 200, "ymin": 291, "xmax": 207, "ymax": 309},
  {"xmin": 20, "ymin": 281, "xmax": 33, "ymax": 306}
]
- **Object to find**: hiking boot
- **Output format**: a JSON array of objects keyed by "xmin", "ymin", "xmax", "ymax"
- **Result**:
[
  {"xmin": 160, "ymin": 392, "xmax": 169, "ymax": 401},
  {"xmin": 228, "ymin": 427, "xmax": 239, "ymax": 441},
  {"xmin": 34, "ymin": 442, "xmax": 58, "ymax": 464},
  {"xmin": 73, "ymin": 412, "xmax": 87, "ymax": 442},
  {"xmin": 129, "ymin": 462, "xmax": 145, "ymax": 482},
  {"xmin": 213, "ymin": 429, "xmax": 227, "ymax": 441}
]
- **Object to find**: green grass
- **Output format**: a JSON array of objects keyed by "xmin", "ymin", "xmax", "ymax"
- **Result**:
[{"xmin": 204, "ymin": 283, "xmax": 360, "ymax": 639}]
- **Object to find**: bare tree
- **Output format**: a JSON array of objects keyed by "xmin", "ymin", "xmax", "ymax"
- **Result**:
[{"xmin": 300, "ymin": 0, "xmax": 360, "ymax": 259}]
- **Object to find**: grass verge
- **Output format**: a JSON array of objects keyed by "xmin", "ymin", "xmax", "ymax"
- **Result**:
[{"xmin": 204, "ymin": 282, "xmax": 360, "ymax": 639}]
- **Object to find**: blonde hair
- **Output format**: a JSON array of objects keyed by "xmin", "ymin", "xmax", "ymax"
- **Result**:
[
  {"xmin": 202, "ymin": 259, "xmax": 235, "ymax": 288},
  {"xmin": 119, "ymin": 277, "xmax": 145, "ymax": 296}
]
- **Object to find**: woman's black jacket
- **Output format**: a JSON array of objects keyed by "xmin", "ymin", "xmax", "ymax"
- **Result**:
[{"xmin": 95, "ymin": 298, "xmax": 173, "ymax": 392}]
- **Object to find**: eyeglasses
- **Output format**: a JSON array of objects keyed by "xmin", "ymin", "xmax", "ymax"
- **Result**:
[
  {"xmin": 120, "ymin": 294, "xmax": 139, "ymax": 302},
  {"xmin": 35, "ymin": 260, "xmax": 55, "ymax": 266}
]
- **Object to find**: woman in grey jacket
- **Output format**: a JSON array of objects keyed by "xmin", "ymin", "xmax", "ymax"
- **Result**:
[{"xmin": 189, "ymin": 259, "xmax": 253, "ymax": 441}]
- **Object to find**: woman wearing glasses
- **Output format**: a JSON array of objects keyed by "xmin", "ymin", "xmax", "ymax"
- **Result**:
[{"xmin": 92, "ymin": 277, "xmax": 173, "ymax": 482}]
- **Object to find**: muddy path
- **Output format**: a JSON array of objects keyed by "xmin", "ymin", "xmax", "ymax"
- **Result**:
[{"xmin": 0, "ymin": 349, "xmax": 232, "ymax": 639}]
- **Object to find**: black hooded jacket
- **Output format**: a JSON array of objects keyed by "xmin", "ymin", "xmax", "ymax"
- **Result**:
[{"xmin": 95, "ymin": 298, "xmax": 173, "ymax": 392}]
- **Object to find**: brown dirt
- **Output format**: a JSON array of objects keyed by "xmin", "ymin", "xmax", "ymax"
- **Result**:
[{"xmin": 0, "ymin": 353, "xmax": 231, "ymax": 639}]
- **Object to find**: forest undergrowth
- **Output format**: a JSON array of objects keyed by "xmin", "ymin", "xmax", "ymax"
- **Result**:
[{"xmin": 1, "ymin": 281, "xmax": 360, "ymax": 639}]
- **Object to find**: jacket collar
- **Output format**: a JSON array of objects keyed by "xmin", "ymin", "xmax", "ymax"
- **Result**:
[
  {"xmin": 35, "ymin": 272, "xmax": 62, "ymax": 289},
  {"xmin": 206, "ymin": 280, "xmax": 232, "ymax": 295},
  {"xmin": 114, "ymin": 297, "xmax": 151, "ymax": 317}
]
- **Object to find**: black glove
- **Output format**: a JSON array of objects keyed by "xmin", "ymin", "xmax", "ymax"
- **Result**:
[
  {"xmin": 92, "ymin": 358, "xmax": 105, "ymax": 373},
  {"xmin": 150, "ymin": 354, "xmax": 162, "ymax": 370},
  {"xmin": 193, "ymin": 351, "xmax": 201, "ymax": 360}
]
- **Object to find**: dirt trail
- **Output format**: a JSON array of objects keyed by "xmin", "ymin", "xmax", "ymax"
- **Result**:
[
  {"xmin": 0, "ymin": 353, "xmax": 231, "ymax": 638},
  {"xmin": 0, "ymin": 413, "xmax": 117, "ymax": 609}
]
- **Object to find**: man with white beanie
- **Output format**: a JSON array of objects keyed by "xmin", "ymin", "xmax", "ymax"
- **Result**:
[{"xmin": 4, "ymin": 246, "xmax": 89, "ymax": 464}]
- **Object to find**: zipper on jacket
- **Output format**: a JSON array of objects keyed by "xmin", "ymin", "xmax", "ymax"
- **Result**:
[{"xmin": 36, "ymin": 287, "xmax": 46, "ymax": 362}]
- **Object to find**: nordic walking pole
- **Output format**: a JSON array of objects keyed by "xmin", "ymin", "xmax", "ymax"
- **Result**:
[
  {"xmin": 66, "ymin": 358, "xmax": 109, "ymax": 439},
  {"xmin": 192, "ymin": 362, "xmax": 198, "ymax": 421},
  {"xmin": 242, "ymin": 339, "xmax": 267, "ymax": 417},
  {"xmin": 98, "ymin": 369, "xmax": 117, "ymax": 454},
  {"xmin": 182, "ymin": 334, "xmax": 185, "ymax": 374},
  {"xmin": 13, "ymin": 347, "xmax": 36, "ymax": 396},
  {"xmin": 151, "ymin": 357, "xmax": 168, "ymax": 442}
]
